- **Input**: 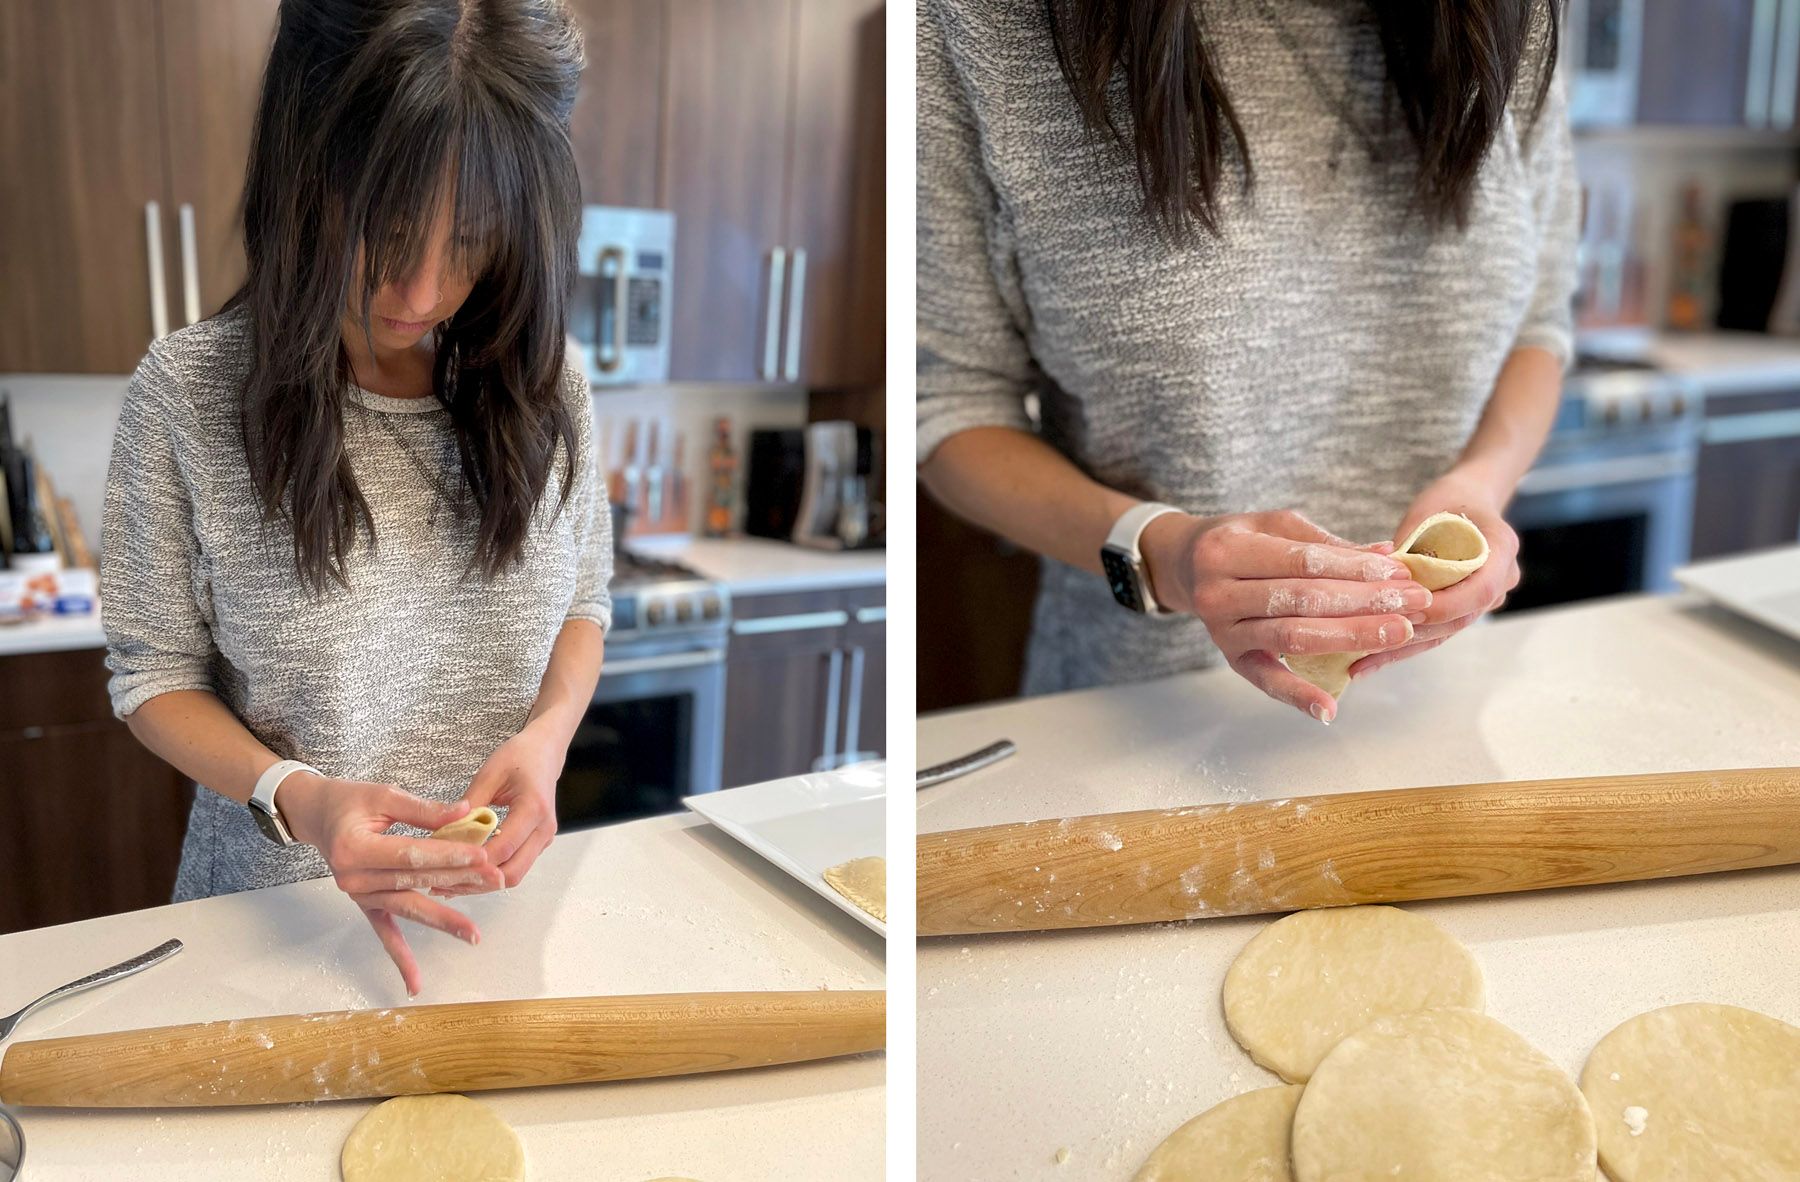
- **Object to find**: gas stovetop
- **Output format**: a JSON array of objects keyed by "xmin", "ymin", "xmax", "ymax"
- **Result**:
[{"xmin": 607, "ymin": 550, "xmax": 730, "ymax": 646}]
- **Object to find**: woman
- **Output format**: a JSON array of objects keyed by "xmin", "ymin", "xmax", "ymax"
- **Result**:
[
  {"xmin": 918, "ymin": 0, "xmax": 1577, "ymax": 722},
  {"xmin": 101, "ymin": 0, "xmax": 609, "ymax": 997}
]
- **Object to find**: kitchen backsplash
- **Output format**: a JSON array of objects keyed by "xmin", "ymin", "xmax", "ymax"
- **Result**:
[{"xmin": 0, "ymin": 372, "xmax": 808, "ymax": 558}]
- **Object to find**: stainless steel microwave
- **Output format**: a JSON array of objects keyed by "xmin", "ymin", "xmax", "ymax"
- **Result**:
[{"xmin": 570, "ymin": 206, "xmax": 674, "ymax": 386}]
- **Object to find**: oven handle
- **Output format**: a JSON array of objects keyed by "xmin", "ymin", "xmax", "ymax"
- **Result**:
[
  {"xmin": 1513, "ymin": 451, "xmax": 1694, "ymax": 497},
  {"xmin": 602, "ymin": 647, "xmax": 726, "ymax": 676}
]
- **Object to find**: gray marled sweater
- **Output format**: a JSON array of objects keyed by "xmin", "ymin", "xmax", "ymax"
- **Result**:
[
  {"xmin": 102, "ymin": 306, "xmax": 611, "ymax": 901},
  {"xmin": 918, "ymin": 0, "xmax": 1579, "ymax": 696}
]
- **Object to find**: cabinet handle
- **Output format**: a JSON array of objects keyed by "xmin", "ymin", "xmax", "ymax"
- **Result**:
[
  {"xmin": 178, "ymin": 203, "xmax": 201, "ymax": 326},
  {"xmin": 842, "ymin": 644, "xmax": 865, "ymax": 759},
  {"xmin": 1750, "ymin": 0, "xmax": 1780, "ymax": 126},
  {"xmin": 853, "ymin": 605, "xmax": 886, "ymax": 624},
  {"xmin": 821, "ymin": 647, "xmax": 843, "ymax": 769},
  {"xmin": 762, "ymin": 247, "xmax": 787, "ymax": 381},
  {"xmin": 731, "ymin": 609, "xmax": 848, "ymax": 635},
  {"xmin": 782, "ymin": 247, "xmax": 807, "ymax": 382},
  {"xmin": 144, "ymin": 201, "xmax": 169, "ymax": 341},
  {"xmin": 1776, "ymin": 0, "xmax": 1800, "ymax": 128}
]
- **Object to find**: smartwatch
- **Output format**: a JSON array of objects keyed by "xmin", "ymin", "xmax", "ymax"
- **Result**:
[
  {"xmin": 1101, "ymin": 502, "xmax": 1183, "ymax": 615},
  {"xmin": 248, "ymin": 758, "xmax": 320, "ymax": 846}
]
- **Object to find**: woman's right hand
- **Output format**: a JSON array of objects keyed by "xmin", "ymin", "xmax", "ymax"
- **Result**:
[
  {"xmin": 1137, "ymin": 509, "xmax": 1432, "ymax": 723},
  {"xmin": 277, "ymin": 773, "xmax": 504, "ymax": 996}
]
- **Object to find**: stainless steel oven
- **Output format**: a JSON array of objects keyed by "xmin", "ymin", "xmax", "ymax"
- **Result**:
[
  {"xmin": 555, "ymin": 553, "xmax": 729, "ymax": 830},
  {"xmin": 1502, "ymin": 360, "xmax": 1701, "ymax": 612}
]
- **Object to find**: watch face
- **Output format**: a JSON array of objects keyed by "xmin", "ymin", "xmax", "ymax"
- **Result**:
[
  {"xmin": 1101, "ymin": 547, "xmax": 1145, "ymax": 612},
  {"xmin": 248, "ymin": 799, "xmax": 286, "ymax": 845}
]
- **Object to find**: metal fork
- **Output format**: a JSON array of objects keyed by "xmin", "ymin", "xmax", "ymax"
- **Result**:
[{"xmin": 0, "ymin": 938, "xmax": 183, "ymax": 1042}]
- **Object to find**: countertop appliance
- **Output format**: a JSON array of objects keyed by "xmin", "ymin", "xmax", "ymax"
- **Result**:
[
  {"xmin": 1502, "ymin": 355, "xmax": 1701, "ymax": 612},
  {"xmin": 744, "ymin": 422, "xmax": 882, "ymax": 551},
  {"xmin": 570, "ymin": 206, "xmax": 674, "ymax": 387},
  {"xmin": 556, "ymin": 547, "xmax": 729, "ymax": 828}
]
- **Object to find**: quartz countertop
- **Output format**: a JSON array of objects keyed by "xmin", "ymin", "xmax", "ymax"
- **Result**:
[
  {"xmin": 917, "ymin": 592, "xmax": 1800, "ymax": 1180},
  {"xmin": 0, "ymin": 811, "xmax": 885, "ymax": 1180},
  {"xmin": 632, "ymin": 535, "xmax": 885, "ymax": 596},
  {"xmin": 0, "ymin": 610, "xmax": 105, "ymax": 658}
]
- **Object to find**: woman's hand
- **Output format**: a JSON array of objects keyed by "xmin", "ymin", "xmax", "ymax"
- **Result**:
[
  {"xmin": 1348, "ymin": 466, "xmax": 1522, "ymax": 681},
  {"xmin": 1138, "ymin": 509, "xmax": 1432, "ymax": 722},
  {"xmin": 429, "ymin": 719, "xmax": 565, "ymax": 898},
  {"xmin": 277, "ymin": 773, "xmax": 502, "ymax": 997}
]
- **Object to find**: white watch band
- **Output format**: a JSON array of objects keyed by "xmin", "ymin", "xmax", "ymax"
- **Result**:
[
  {"xmin": 252, "ymin": 758, "xmax": 320, "ymax": 843},
  {"xmin": 1105, "ymin": 501, "xmax": 1182, "ymax": 615}
]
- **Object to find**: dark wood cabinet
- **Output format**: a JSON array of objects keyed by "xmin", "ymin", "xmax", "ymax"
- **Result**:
[
  {"xmin": 0, "ymin": 648, "xmax": 191, "ymax": 934},
  {"xmin": 1636, "ymin": 1, "xmax": 1761, "ymax": 126},
  {"xmin": 785, "ymin": 0, "xmax": 886, "ymax": 389},
  {"xmin": 1691, "ymin": 387, "xmax": 1800, "ymax": 560},
  {"xmin": 0, "ymin": 2, "xmax": 172, "ymax": 373},
  {"xmin": 663, "ymin": 0, "xmax": 795, "ymax": 384},
  {"xmin": 566, "ymin": 0, "xmax": 666, "ymax": 208},
  {"xmin": 722, "ymin": 584, "xmax": 885, "ymax": 788},
  {"xmin": 158, "ymin": 0, "xmax": 281, "ymax": 323}
]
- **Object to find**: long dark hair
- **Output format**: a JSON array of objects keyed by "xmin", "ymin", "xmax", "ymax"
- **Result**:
[
  {"xmin": 224, "ymin": 0, "xmax": 585, "ymax": 591},
  {"xmin": 1046, "ymin": 0, "xmax": 1561, "ymax": 238}
]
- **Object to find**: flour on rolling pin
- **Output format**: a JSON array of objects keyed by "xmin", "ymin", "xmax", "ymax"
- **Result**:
[{"xmin": 432, "ymin": 806, "xmax": 499, "ymax": 846}]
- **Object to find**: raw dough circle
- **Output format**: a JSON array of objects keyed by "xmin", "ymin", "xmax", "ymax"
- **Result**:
[
  {"xmin": 1579, "ymin": 1003, "xmax": 1800, "ymax": 1182},
  {"xmin": 1133, "ymin": 1084, "xmax": 1303, "ymax": 1182},
  {"xmin": 822, "ymin": 855, "xmax": 887, "ymax": 921},
  {"xmin": 341, "ymin": 1094, "xmax": 525, "ymax": 1182},
  {"xmin": 1291, "ymin": 1008, "xmax": 1595, "ymax": 1182},
  {"xmin": 1222, "ymin": 905, "xmax": 1484, "ymax": 1082}
]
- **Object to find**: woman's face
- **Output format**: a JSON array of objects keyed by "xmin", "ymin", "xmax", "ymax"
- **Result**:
[{"xmin": 348, "ymin": 190, "xmax": 483, "ymax": 349}]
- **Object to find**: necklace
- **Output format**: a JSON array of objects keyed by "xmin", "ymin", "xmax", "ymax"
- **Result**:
[{"xmin": 347, "ymin": 395, "xmax": 469, "ymax": 528}]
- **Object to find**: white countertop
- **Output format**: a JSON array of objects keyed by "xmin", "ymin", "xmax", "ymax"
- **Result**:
[
  {"xmin": 917, "ymin": 592, "xmax": 1800, "ymax": 1180},
  {"xmin": 0, "ymin": 812, "xmax": 884, "ymax": 1180},
  {"xmin": 632, "ymin": 536, "xmax": 886, "ymax": 596},
  {"xmin": 0, "ymin": 610, "xmax": 105, "ymax": 657},
  {"xmin": 1607, "ymin": 330, "xmax": 1800, "ymax": 396}
]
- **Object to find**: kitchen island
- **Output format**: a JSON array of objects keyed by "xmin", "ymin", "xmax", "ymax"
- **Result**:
[
  {"xmin": 917, "ymin": 591, "xmax": 1800, "ymax": 1180},
  {"xmin": 0, "ymin": 811, "xmax": 884, "ymax": 1180}
]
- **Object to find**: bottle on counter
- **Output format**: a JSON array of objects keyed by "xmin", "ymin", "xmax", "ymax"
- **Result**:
[
  {"xmin": 1666, "ymin": 180, "xmax": 1709, "ymax": 332},
  {"xmin": 704, "ymin": 416, "xmax": 738, "ymax": 538}
]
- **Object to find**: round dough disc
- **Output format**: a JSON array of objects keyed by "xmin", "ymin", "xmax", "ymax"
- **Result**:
[
  {"xmin": 1222, "ymin": 905, "xmax": 1484, "ymax": 1082},
  {"xmin": 1291, "ymin": 1008, "xmax": 1596, "ymax": 1182},
  {"xmin": 1579, "ymin": 1003, "xmax": 1800, "ymax": 1182},
  {"xmin": 341, "ymin": 1094, "xmax": 525, "ymax": 1182},
  {"xmin": 1133, "ymin": 1084, "xmax": 1304, "ymax": 1182}
]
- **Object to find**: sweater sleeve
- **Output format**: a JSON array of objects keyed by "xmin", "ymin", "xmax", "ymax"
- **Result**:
[
  {"xmin": 1511, "ymin": 30, "xmax": 1580, "ymax": 368},
  {"xmin": 561, "ymin": 364, "xmax": 613, "ymax": 633},
  {"xmin": 101, "ymin": 346, "xmax": 218, "ymax": 718},
  {"xmin": 916, "ymin": 0, "xmax": 1038, "ymax": 464}
]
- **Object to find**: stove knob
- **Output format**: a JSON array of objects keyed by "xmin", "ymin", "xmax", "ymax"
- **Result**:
[
  {"xmin": 1601, "ymin": 402, "xmax": 1620, "ymax": 426},
  {"xmin": 675, "ymin": 599, "xmax": 695, "ymax": 623},
  {"xmin": 1670, "ymin": 392, "xmax": 1686, "ymax": 417},
  {"xmin": 646, "ymin": 601, "xmax": 668, "ymax": 626},
  {"xmin": 701, "ymin": 595, "xmax": 722, "ymax": 619},
  {"xmin": 1640, "ymin": 400, "xmax": 1655, "ymax": 423}
]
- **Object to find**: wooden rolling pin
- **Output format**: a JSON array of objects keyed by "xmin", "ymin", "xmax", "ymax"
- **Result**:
[
  {"xmin": 0, "ymin": 990, "xmax": 884, "ymax": 1108},
  {"xmin": 918, "ymin": 767, "xmax": 1800, "ymax": 937}
]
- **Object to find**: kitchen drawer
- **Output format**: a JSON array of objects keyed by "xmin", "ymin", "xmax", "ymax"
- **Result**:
[{"xmin": 0, "ymin": 647, "xmax": 115, "ymax": 734}]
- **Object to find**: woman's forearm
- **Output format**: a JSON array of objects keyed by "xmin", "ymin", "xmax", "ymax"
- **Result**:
[
  {"xmin": 524, "ymin": 618, "xmax": 605, "ymax": 744},
  {"xmin": 1451, "ymin": 346, "xmax": 1564, "ymax": 496},
  {"xmin": 125, "ymin": 690, "xmax": 282, "ymax": 805},
  {"xmin": 919, "ymin": 426, "xmax": 1141, "ymax": 575}
]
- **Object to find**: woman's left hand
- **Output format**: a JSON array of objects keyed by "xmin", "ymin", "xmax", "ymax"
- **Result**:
[
  {"xmin": 1348, "ymin": 465, "xmax": 1522, "ymax": 681},
  {"xmin": 431, "ymin": 719, "xmax": 564, "ymax": 896}
]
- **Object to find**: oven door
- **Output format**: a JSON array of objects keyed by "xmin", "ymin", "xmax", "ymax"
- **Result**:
[
  {"xmin": 556, "ymin": 641, "xmax": 725, "ymax": 831},
  {"xmin": 1503, "ymin": 447, "xmax": 1695, "ymax": 613}
]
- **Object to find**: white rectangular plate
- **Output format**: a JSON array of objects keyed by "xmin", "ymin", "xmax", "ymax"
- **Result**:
[
  {"xmin": 1674, "ymin": 544, "xmax": 1800, "ymax": 644},
  {"xmin": 685, "ymin": 762, "xmax": 886, "ymax": 936}
]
